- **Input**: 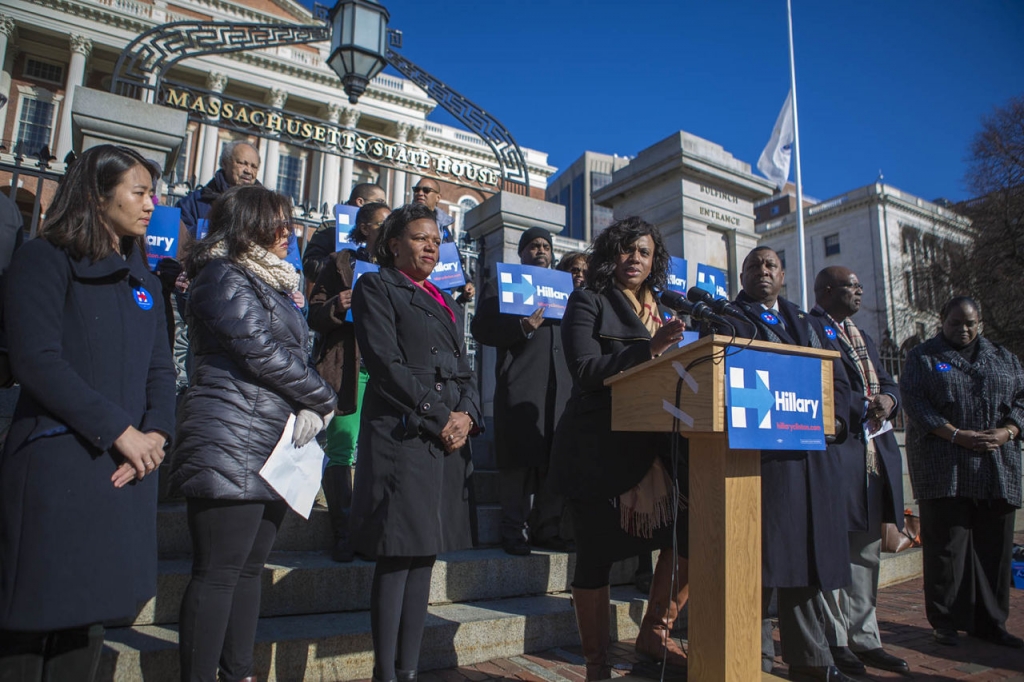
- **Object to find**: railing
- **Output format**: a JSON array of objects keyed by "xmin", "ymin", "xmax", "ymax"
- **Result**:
[{"xmin": 0, "ymin": 144, "xmax": 65, "ymax": 239}]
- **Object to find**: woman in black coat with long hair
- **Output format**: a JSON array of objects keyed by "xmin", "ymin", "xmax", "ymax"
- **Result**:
[
  {"xmin": 551, "ymin": 217, "xmax": 690, "ymax": 680},
  {"xmin": 0, "ymin": 145, "xmax": 175, "ymax": 681},
  {"xmin": 900, "ymin": 296, "xmax": 1024, "ymax": 649},
  {"xmin": 168, "ymin": 185, "xmax": 337, "ymax": 682},
  {"xmin": 349, "ymin": 202, "xmax": 481, "ymax": 682}
]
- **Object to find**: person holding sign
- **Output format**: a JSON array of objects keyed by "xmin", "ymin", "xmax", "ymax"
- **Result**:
[
  {"xmin": 168, "ymin": 185, "xmax": 336, "ymax": 682},
  {"xmin": 472, "ymin": 227, "xmax": 574, "ymax": 556},
  {"xmin": 900, "ymin": 297, "xmax": 1023, "ymax": 650},
  {"xmin": 302, "ymin": 183, "xmax": 387, "ymax": 283},
  {"xmin": 349, "ymin": 203, "xmax": 480, "ymax": 682},
  {"xmin": 308, "ymin": 201, "xmax": 390, "ymax": 563},
  {"xmin": 725, "ymin": 246, "xmax": 854, "ymax": 682},
  {"xmin": 0, "ymin": 145, "xmax": 175, "ymax": 680},
  {"xmin": 550, "ymin": 217, "xmax": 690, "ymax": 680}
]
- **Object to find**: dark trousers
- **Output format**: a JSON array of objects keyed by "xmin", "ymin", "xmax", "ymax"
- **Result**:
[
  {"xmin": 499, "ymin": 466, "xmax": 564, "ymax": 543},
  {"xmin": 763, "ymin": 587, "xmax": 833, "ymax": 668},
  {"xmin": 0, "ymin": 624, "xmax": 104, "ymax": 682},
  {"xmin": 919, "ymin": 497, "xmax": 1015, "ymax": 636},
  {"xmin": 177, "ymin": 498, "xmax": 287, "ymax": 682},
  {"xmin": 370, "ymin": 555, "xmax": 437, "ymax": 680}
]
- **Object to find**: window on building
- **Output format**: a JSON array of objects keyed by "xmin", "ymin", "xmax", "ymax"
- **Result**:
[
  {"xmin": 570, "ymin": 174, "xmax": 585, "ymax": 241},
  {"xmin": 771, "ymin": 205, "xmax": 780, "ymax": 216},
  {"xmin": 776, "ymin": 250, "xmax": 786, "ymax": 270},
  {"xmin": 277, "ymin": 153, "xmax": 305, "ymax": 204},
  {"xmin": 173, "ymin": 128, "xmax": 194, "ymax": 185},
  {"xmin": 24, "ymin": 58, "xmax": 64, "ymax": 85},
  {"xmin": 824, "ymin": 234, "xmax": 841, "ymax": 257},
  {"xmin": 15, "ymin": 97, "xmax": 56, "ymax": 156}
]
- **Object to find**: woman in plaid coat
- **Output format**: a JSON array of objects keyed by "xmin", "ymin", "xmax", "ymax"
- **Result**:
[{"xmin": 900, "ymin": 296, "xmax": 1023, "ymax": 649}]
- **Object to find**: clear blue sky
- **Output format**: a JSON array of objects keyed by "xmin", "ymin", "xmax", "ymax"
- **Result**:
[{"xmin": 305, "ymin": 0, "xmax": 1024, "ymax": 203}]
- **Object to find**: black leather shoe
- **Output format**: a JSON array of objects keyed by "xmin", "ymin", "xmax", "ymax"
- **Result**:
[
  {"xmin": 974, "ymin": 630, "xmax": 1024, "ymax": 649},
  {"xmin": 533, "ymin": 536, "xmax": 576, "ymax": 552},
  {"xmin": 788, "ymin": 664, "xmax": 855, "ymax": 681},
  {"xmin": 396, "ymin": 669, "xmax": 418, "ymax": 682},
  {"xmin": 854, "ymin": 648, "xmax": 910, "ymax": 675},
  {"xmin": 502, "ymin": 538, "xmax": 531, "ymax": 556},
  {"xmin": 933, "ymin": 628, "xmax": 958, "ymax": 646},
  {"xmin": 828, "ymin": 646, "xmax": 865, "ymax": 676}
]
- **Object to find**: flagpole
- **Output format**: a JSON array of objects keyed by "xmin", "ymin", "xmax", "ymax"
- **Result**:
[{"xmin": 786, "ymin": 0, "xmax": 808, "ymax": 310}]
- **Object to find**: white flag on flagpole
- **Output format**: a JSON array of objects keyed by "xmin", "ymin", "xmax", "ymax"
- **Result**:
[{"xmin": 757, "ymin": 90, "xmax": 794, "ymax": 190}]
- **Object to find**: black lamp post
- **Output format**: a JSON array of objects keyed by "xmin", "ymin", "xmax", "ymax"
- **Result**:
[{"xmin": 326, "ymin": 0, "xmax": 389, "ymax": 105}]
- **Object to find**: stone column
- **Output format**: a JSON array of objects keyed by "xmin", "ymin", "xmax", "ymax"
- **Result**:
[
  {"xmin": 392, "ymin": 122, "xmax": 411, "ymax": 206},
  {"xmin": 0, "ymin": 15, "xmax": 15, "ymax": 141},
  {"xmin": 407, "ymin": 126, "xmax": 425, "ymax": 199},
  {"xmin": 55, "ymin": 34, "xmax": 91, "ymax": 161},
  {"xmin": 319, "ymin": 102, "xmax": 343, "ymax": 209},
  {"xmin": 196, "ymin": 72, "xmax": 227, "ymax": 184},
  {"xmin": 261, "ymin": 88, "xmax": 287, "ymax": 191},
  {"xmin": 338, "ymin": 106, "xmax": 360, "ymax": 201}
]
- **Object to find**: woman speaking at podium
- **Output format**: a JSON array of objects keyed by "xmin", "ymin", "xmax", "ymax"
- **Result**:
[{"xmin": 551, "ymin": 216, "xmax": 689, "ymax": 680}]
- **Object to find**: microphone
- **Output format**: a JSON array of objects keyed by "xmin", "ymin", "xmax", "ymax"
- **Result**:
[
  {"xmin": 686, "ymin": 286, "xmax": 747, "ymax": 319},
  {"xmin": 658, "ymin": 290, "xmax": 728, "ymax": 325}
]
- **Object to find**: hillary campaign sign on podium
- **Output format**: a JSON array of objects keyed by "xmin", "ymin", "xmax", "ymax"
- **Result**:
[
  {"xmin": 725, "ymin": 350, "xmax": 826, "ymax": 451},
  {"xmin": 696, "ymin": 263, "xmax": 728, "ymax": 300},
  {"xmin": 496, "ymin": 263, "xmax": 573, "ymax": 320},
  {"xmin": 145, "ymin": 205, "xmax": 181, "ymax": 270}
]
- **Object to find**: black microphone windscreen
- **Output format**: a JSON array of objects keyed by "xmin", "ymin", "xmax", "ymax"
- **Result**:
[{"xmin": 687, "ymin": 286, "xmax": 714, "ymax": 304}]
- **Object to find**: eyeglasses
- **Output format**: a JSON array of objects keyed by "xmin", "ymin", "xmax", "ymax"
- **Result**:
[
  {"xmin": 412, "ymin": 186, "xmax": 437, "ymax": 195},
  {"xmin": 570, "ymin": 267, "xmax": 586, "ymax": 275},
  {"xmin": 360, "ymin": 221, "xmax": 385, "ymax": 229}
]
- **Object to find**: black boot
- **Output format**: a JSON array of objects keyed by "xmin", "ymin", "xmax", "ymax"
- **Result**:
[
  {"xmin": 0, "ymin": 630, "xmax": 46, "ymax": 682},
  {"xmin": 322, "ymin": 465, "xmax": 355, "ymax": 562},
  {"xmin": 42, "ymin": 624, "xmax": 103, "ymax": 682},
  {"xmin": 396, "ymin": 669, "xmax": 417, "ymax": 682}
]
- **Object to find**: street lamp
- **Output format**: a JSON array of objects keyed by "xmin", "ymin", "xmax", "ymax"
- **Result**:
[{"xmin": 326, "ymin": 0, "xmax": 390, "ymax": 105}]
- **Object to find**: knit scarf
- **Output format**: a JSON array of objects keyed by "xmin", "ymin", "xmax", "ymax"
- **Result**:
[
  {"xmin": 209, "ymin": 241, "xmax": 300, "ymax": 293},
  {"xmin": 615, "ymin": 283, "xmax": 663, "ymax": 338},
  {"xmin": 825, "ymin": 312, "xmax": 883, "ymax": 474},
  {"xmin": 614, "ymin": 283, "xmax": 677, "ymax": 538}
]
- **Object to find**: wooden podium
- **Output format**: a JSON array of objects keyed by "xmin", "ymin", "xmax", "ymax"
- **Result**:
[{"xmin": 605, "ymin": 335, "xmax": 840, "ymax": 682}]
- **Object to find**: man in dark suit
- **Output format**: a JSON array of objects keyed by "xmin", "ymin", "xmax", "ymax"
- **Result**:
[
  {"xmin": 811, "ymin": 266, "xmax": 910, "ymax": 677},
  {"xmin": 471, "ymin": 227, "xmax": 573, "ymax": 556},
  {"xmin": 727, "ymin": 246, "xmax": 854, "ymax": 682}
]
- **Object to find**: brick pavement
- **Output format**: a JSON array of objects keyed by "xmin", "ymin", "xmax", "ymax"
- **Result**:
[{"xmin": 359, "ymin": 532, "xmax": 1024, "ymax": 682}]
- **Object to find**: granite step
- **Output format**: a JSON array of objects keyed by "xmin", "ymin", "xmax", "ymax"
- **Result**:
[
  {"xmin": 137, "ymin": 548, "xmax": 642, "ymax": 626},
  {"xmin": 103, "ymin": 587, "xmax": 645, "ymax": 682}
]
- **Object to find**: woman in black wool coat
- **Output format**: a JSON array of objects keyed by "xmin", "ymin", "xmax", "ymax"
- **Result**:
[
  {"xmin": 168, "ymin": 185, "xmax": 336, "ymax": 682},
  {"xmin": 0, "ymin": 145, "xmax": 176, "ymax": 681},
  {"xmin": 350, "ymin": 202, "xmax": 482, "ymax": 682},
  {"xmin": 551, "ymin": 216, "xmax": 690, "ymax": 681}
]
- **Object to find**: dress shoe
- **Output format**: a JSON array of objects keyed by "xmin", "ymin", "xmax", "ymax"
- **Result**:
[
  {"xmin": 788, "ymin": 664, "xmax": 855, "ymax": 682},
  {"xmin": 502, "ymin": 538, "xmax": 531, "ymax": 556},
  {"xmin": 933, "ymin": 628, "xmax": 958, "ymax": 646},
  {"xmin": 828, "ymin": 646, "xmax": 865, "ymax": 676},
  {"xmin": 855, "ymin": 648, "xmax": 910, "ymax": 675},
  {"xmin": 396, "ymin": 669, "xmax": 418, "ymax": 682},
  {"xmin": 974, "ymin": 630, "xmax": 1024, "ymax": 649}
]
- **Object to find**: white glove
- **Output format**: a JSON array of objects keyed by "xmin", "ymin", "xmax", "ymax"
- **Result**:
[{"xmin": 293, "ymin": 410, "xmax": 330, "ymax": 447}]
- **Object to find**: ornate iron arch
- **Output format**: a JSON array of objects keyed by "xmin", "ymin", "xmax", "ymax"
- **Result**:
[{"xmin": 110, "ymin": 17, "xmax": 530, "ymax": 190}]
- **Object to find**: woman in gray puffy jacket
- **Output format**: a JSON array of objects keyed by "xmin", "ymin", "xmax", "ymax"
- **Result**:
[{"xmin": 168, "ymin": 185, "xmax": 336, "ymax": 682}]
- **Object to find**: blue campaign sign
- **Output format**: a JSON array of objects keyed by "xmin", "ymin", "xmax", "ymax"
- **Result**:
[
  {"xmin": 145, "ymin": 205, "xmax": 181, "ymax": 270},
  {"xmin": 335, "ymin": 204, "xmax": 360, "ymax": 251},
  {"xmin": 725, "ymin": 349, "xmax": 826, "ymax": 451},
  {"xmin": 696, "ymin": 263, "xmax": 728, "ymax": 300},
  {"xmin": 196, "ymin": 218, "xmax": 209, "ymax": 240},
  {"xmin": 283, "ymin": 230, "xmax": 302, "ymax": 271},
  {"xmin": 496, "ymin": 262, "xmax": 573, "ymax": 320},
  {"xmin": 426, "ymin": 242, "xmax": 466, "ymax": 290},
  {"xmin": 666, "ymin": 257, "xmax": 688, "ymax": 294},
  {"xmin": 346, "ymin": 260, "xmax": 380, "ymax": 322}
]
